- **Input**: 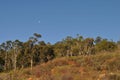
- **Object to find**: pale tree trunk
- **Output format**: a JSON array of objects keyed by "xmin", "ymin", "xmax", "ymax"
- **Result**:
[
  {"xmin": 4, "ymin": 55, "xmax": 7, "ymax": 71},
  {"xmin": 67, "ymin": 50, "xmax": 69, "ymax": 57},
  {"xmin": 30, "ymin": 57, "xmax": 33, "ymax": 75},
  {"xmin": 13, "ymin": 49, "xmax": 17, "ymax": 71},
  {"xmin": 21, "ymin": 65, "xmax": 24, "ymax": 69},
  {"xmin": 70, "ymin": 52, "xmax": 72, "ymax": 56},
  {"xmin": 14, "ymin": 53, "xmax": 17, "ymax": 71},
  {"xmin": 70, "ymin": 47, "xmax": 73, "ymax": 56},
  {"xmin": 30, "ymin": 58, "xmax": 33, "ymax": 71},
  {"xmin": 4, "ymin": 52, "xmax": 8, "ymax": 71}
]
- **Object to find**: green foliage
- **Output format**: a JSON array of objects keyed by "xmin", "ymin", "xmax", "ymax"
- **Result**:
[
  {"xmin": 0, "ymin": 58, "xmax": 4, "ymax": 72},
  {"xmin": 0, "ymin": 33, "xmax": 119, "ymax": 76},
  {"xmin": 95, "ymin": 39, "xmax": 117, "ymax": 52},
  {"xmin": 0, "ymin": 52, "xmax": 120, "ymax": 80}
]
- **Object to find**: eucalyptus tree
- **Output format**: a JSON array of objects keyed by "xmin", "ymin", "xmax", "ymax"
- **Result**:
[
  {"xmin": 94, "ymin": 36, "xmax": 102, "ymax": 44},
  {"xmin": 54, "ymin": 41, "xmax": 68, "ymax": 57},
  {"xmin": 0, "ymin": 46, "xmax": 5, "ymax": 72},
  {"xmin": 95, "ymin": 39, "xmax": 117, "ymax": 52},
  {"xmin": 12, "ymin": 40, "xmax": 23, "ymax": 71},
  {"xmin": 64, "ymin": 36, "xmax": 74, "ymax": 56},
  {"xmin": 73, "ymin": 34, "xmax": 84, "ymax": 55},
  {"xmin": 44, "ymin": 42, "xmax": 55, "ymax": 61},
  {"xmin": 38, "ymin": 41, "xmax": 55, "ymax": 62},
  {"xmin": 17, "ymin": 41, "xmax": 30, "ymax": 68},
  {"xmin": 83, "ymin": 38, "xmax": 95, "ymax": 55},
  {"xmin": 38, "ymin": 41, "xmax": 47, "ymax": 62},
  {"xmin": 29, "ymin": 33, "xmax": 41, "ymax": 70},
  {"xmin": 0, "ymin": 41, "xmax": 13, "ymax": 71}
]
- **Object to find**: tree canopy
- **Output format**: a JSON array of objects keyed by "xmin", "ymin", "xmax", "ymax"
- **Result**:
[{"xmin": 0, "ymin": 33, "xmax": 118, "ymax": 72}]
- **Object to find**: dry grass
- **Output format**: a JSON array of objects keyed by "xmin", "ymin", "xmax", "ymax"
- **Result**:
[{"xmin": 0, "ymin": 51, "xmax": 120, "ymax": 80}]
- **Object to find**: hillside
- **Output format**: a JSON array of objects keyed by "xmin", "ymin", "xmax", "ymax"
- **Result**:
[{"xmin": 0, "ymin": 51, "xmax": 120, "ymax": 80}]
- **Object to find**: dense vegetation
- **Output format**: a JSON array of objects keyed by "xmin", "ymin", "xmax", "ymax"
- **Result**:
[
  {"xmin": 1, "ymin": 33, "xmax": 120, "ymax": 80},
  {"xmin": 0, "ymin": 51, "xmax": 120, "ymax": 80},
  {"xmin": 0, "ymin": 33, "xmax": 118, "ymax": 72}
]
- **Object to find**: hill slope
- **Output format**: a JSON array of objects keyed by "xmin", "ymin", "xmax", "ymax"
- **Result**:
[{"xmin": 0, "ymin": 52, "xmax": 120, "ymax": 80}]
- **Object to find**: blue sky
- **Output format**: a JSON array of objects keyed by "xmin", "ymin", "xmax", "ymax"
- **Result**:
[{"xmin": 0, "ymin": 0, "xmax": 120, "ymax": 44}]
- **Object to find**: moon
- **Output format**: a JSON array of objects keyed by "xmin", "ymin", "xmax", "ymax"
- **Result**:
[{"xmin": 38, "ymin": 20, "xmax": 40, "ymax": 23}]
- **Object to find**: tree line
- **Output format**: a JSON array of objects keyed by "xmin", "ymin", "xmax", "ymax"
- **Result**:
[{"xmin": 0, "ymin": 33, "xmax": 118, "ymax": 72}]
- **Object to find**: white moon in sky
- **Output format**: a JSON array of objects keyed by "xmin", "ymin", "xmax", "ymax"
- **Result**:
[{"xmin": 38, "ymin": 20, "xmax": 40, "ymax": 23}]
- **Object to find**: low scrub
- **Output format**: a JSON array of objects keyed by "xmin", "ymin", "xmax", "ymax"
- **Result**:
[{"xmin": 0, "ymin": 52, "xmax": 120, "ymax": 80}]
